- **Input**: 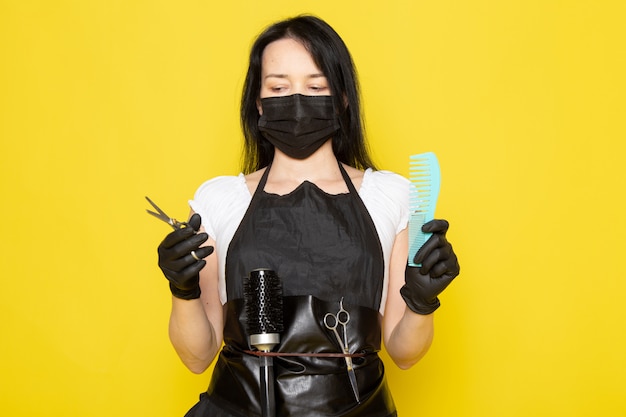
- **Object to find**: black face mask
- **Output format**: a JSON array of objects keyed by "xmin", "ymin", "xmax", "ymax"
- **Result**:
[{"xmin": 258, "ymin": 94, "xmax": 340, "ymax": 159}]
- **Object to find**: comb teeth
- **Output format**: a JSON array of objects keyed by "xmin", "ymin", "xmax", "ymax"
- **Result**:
[{"xmin": 408, "ymin": 152, "xmax": 441, "ymax": 267}]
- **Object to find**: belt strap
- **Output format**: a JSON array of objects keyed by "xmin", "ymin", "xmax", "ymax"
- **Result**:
[{"xmin": 243, "ymin": 349, "xmax": 371, "ymax": 358}]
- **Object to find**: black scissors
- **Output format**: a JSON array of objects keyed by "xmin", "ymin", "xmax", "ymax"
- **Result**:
[{"xmin": 145, "ymin": 196, "xmax": 188, "ymax": 230}]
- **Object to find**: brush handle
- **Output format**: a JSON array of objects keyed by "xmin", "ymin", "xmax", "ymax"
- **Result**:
[
  {"xmin": 260, "ymin": 355, "xmax": 276, "ymax": 417},
  {"xmin": 245, "ymin": 269, "xmax": 283, "ymax": 417}
]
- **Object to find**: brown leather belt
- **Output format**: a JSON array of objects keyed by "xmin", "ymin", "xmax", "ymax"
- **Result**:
[{"xmin": 243, "ymin": 349, "xmax": 371, "ymax": 358}]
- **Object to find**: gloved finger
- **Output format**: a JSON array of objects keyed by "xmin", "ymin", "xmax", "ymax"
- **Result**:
[
  {"xmin": 194, "ymin": 245, "xmax": 214, "ymax": 259},
  {"xmin": 179, "ymin": 260, "xmax": 206, "ymax": 283},
  {"xmin": 181, "ymin": 246, "xmax": 214, "ymax": 266},
  {"xmin": 159, "ymin": 214, "xmax": 204, "ymax": 249},
  {"xmin": 161, "ymin": 260, "xmax": 206, "ymax": 288},
  {"xmin": 418, "ymin": 243, "xmax": 451, "ymax": 275},
  {"xmin": 422, "ymin": 219, "xmax": 449, "ymax": 234},
  {"xmin": 428, "ymin": 256, "xmax": 457, "ymax": 278},
  {"xmin": 162, "ymin": 253, "xmax": 196, "ymax": 272},
  {"xmin": 160, "ymin": 226, "xmax": 199, "ymax": 249},
  {"xmin": 414, "ymin": 232, "xmax": 447, "ymax": 265},
  {"xmin": 160, "ymin": 232, "xmax": 209, "ymax": 261},
  {"xmin": 188, "ymin": 213, "xmax": 202, "ymax": 231},
  {"xmin": 424, "ymin": 247, "xmax": 460, "ymax": 278},
  {"xmin": 160, "ymin": 243, "xmax": 213, "ymax": 271}
]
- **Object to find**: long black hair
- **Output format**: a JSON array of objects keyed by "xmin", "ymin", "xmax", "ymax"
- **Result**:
[{"xmin": 240, "ymin": 15, "xmax": 377, "ymax": 174}]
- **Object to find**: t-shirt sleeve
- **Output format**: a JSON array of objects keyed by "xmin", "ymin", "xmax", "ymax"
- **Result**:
[
  {"xmin": 188, "ymin": 174, "xmax": 251, "ymax": 305},
  {"xmin": 188, "ymin": 174, "xmax": 249, "ymax": 240},
  {"xmin": 360, "ymin": 169, "xmax": 410, "ymax": 315},
  {"xmin": 361, "ymin": 169, "xmax": 410, "ymax": 235}
]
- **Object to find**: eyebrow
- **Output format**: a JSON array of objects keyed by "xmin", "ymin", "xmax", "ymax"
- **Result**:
[{"xmin": 263, "ymin": 73, "xmax": 326, "ymax": 80}]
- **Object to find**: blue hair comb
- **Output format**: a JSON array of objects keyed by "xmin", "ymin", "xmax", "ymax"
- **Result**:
[{"xmin": 408, "ymin": 152, "xmax": 441, "ymax": 267}]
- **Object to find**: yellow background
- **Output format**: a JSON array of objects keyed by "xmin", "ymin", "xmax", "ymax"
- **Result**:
[{"xmin": 1, "ymin": 1, "xmax": 625, "ymax": 416}]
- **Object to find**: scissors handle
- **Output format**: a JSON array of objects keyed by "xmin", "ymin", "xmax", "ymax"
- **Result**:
[
  {"xmin": 324, "ymin": 301, "xmax": 360, "ymax": 403},
  {"xmin": 337, "ymin": 299, "xmax": 350, "ymax": 350},
  {"xmin": 328, "ymin": 326, "xmax": 359, "ymax": 403},
  {"xmin": 323, "ymin": 312, "xmax": 339, "ymax": 330},
  {"xmin": 336, "ymin": 309, "xmax": 350, "ymax": 325},
  {"xmin": 324, "ymin": 314, "xmax": 345, "ymax": 347}
]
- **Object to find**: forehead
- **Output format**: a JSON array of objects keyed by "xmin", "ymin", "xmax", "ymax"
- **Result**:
[{"xmin": 261, "ymin": 37, "xmax": 322, "ymax": 75}]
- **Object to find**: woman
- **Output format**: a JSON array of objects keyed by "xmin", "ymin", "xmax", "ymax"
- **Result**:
[{"xmin": 157, "ymin": 15, "xmax": 460, "ymax": 416}]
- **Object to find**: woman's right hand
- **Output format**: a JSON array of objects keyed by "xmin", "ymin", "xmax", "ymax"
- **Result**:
[{"xmin": 157, "ymin": 213, "xmax": 214, "ymax": 299}]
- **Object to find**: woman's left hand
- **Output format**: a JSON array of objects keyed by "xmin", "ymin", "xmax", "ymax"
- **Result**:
[{"xmin": 400, "ymin": 219, "xmax": 460, "ymax": 315}]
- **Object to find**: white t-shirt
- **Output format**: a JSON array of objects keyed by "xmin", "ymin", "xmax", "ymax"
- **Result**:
[{"xmin": 189, "ymin": 168, "xmax": 409, "ymax": 314}]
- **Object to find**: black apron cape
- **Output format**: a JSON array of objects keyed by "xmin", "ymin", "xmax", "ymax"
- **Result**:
[{"xmin": 186, "ymin": 162, "xmax": 397, "ymax": 417}]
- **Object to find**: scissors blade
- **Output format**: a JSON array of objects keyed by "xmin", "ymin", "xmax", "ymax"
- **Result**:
[
  {"xmin": 145, "ymin": 196, "xmax": 169, "ymax": 216},
  {"xmin": 333, "ymin": 332, "xmax": 360, "ymax": 403},
  {"xmin": 346, "ymin": 363, "xmax": 360, "ymax": 404},
  {"xmin": 146, "ymin": 208, "xmax": 171, "ymax": 223},
  {"xmin": 145, "ymin": 196, "xmax": 186, "ymax": 229},
  {"xmin": 340, "ymin": 347, "xmax": 360, "ymax": 403}
]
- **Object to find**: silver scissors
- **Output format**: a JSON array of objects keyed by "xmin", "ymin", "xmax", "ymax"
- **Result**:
[
  {"xmin": 324, "ymin": 297, "xmax": 360, "ymax": 404},
  {"xmin": 145, "ymin": 196, "xmax": 188, "ymax": 230}
]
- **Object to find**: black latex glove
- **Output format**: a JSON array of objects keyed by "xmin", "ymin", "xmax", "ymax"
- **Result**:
[
  {"xmin": 157, "ymin": 213, "xmax": 214, "ymax": 299},
  {"xmin": 400, "ymin": 219, "xmax": 460, "ymax": 315}
]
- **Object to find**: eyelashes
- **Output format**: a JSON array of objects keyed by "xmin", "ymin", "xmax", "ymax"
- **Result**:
[{"xmin": 265, "ymin": 84, "xmax": 330, "ymax": 95}]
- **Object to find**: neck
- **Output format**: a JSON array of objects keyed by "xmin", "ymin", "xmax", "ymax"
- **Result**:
[{"xmin": 269, "ymin": 141, "xmax": 341, "ymax": 183}]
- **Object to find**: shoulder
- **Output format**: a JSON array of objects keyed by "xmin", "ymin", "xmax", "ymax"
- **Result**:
[
  {"xmin": 360, "ymin": 169, "xmax": 409, "ymax": 233},
  {"xmin": 341, "ymin": 164, "xmax": 364, "ymax": 191},
  {"xmin": 189, "ymin": 174, "xmax": 252, "ymax": 235},
  {"xmin": 191, "ymin": 174, "xmax": 250, "ymax": 212},
  {"xmin": 361, "ymin": 169, "xmax": 410, "ymax": 201},
  {"xmin": 241, "ymin": 167, "xmax": 267, "ymax": 196},
  {"xmin": 194, "ymin": 174, "xmax": 247, "ymax": 198}
]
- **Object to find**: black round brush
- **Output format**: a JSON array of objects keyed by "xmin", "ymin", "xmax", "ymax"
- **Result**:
[{"xmin": 244, "ymin": 269, "xmax": 284, "ymax": 417}]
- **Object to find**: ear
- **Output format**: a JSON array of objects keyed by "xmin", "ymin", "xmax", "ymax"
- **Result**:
[
  {"xmin": 256, "ymin": 98, "xmax": 263, "ymax": 115},
  {"xmin": 334, "ymin": 94, "xmax": 348, "ymax": 115}
]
